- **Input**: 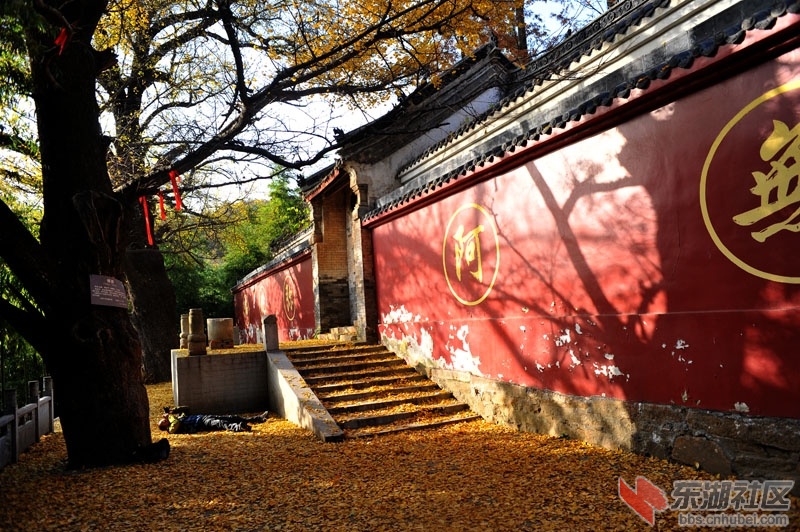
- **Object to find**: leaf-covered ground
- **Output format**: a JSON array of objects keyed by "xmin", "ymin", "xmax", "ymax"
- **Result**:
[{"xmin": 1, "ymin": 382, "xmax": 797, "ymax": 531}]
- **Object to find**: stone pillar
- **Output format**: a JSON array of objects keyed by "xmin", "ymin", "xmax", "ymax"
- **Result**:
[
  {"xmin": 349, "ymin": 181, "xmax": 378, "ymax": 343},
  {"xmin": 28, "ymin": 380, "xmax": 39, "ymax": 403},
  {"xmin": 3, "ymin": 389, "xmax": 18, "ymax": 463},
  {"xmin": 187, "ymin": 308, "xmax": 207, "ymax": 356},
  {"xmin": 207, "ymin": 318, "xmax": 234, "ymax": 349},
  {"xmin": 263, "ymin": 315, "xmax": 279, "ymax": 352},
  {"xmin": 179, "ymin": 314, "xmax": 189, "ymax": 349},
  {"xmin": 2, "ymin": 389, "xmax": 15, "ymax": 415},
  {"xmin": 28, "ymin": 381, "xmax": 40, "ymax": 442},
  {"xmin": 43, "ymin": 376, "xmax": 54, "ymax": 432}
]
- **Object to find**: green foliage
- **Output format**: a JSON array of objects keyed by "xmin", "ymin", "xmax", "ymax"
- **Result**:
[
  {"xmin": 261, "ymin": 174, "xmax": 312, "ymax": 251},
  {"xmin": 165, "ymin": 173, "xmax": 310, "ymax": 321},
  {"xmin": 0, "ymin": 0, "xmax": 33, "ymax": 103},
  {"xmin": 0, "ymin": 256, "xmax": 44, "ymax": 407},
  {"xmin": 0, "ymin": 325, "xmax": 43, "ymax": 409},
  {"xmin": 0, "ymin": 181, "xmax": 44, "ymax": 406}
]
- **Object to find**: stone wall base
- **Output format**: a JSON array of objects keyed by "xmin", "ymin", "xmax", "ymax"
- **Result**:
[
  {"xmin": 170, "ymin": 349, "xmax": 268, "ymax": 414},
  {"xmin": 424, "ymin": 366, "xmax": 800, "ymax": 495}
]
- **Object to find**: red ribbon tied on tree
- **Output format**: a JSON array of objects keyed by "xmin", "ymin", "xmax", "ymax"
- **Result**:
[
  {"xmin": 157, "ymin": 191, "xmax": 167, "ymax": 220},
  {"xmin": 169, "ymin": 170, "xmax": 183, "ymax": 211},
  {"xmin": 138, "ymin": 196, "xmax": 154, "ymax": 246},
  {"xmin": 54, "ymin": 28, "xmax": 69, "ymax": 55}
]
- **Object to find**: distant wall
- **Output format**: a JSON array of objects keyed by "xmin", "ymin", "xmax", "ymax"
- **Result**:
[{"xmin": 232, "ymin": 251, "xmax": 315, "ymax": 343}]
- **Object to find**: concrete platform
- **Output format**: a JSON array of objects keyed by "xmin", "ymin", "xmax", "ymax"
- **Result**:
[{"xmin": 171, "ymin": 348, "xmax": 268, "ymax": 414}]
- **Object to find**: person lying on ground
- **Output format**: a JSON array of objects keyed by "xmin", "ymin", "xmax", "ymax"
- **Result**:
[{"xmin": 158, "ymin": 406, "xmax": 268, "ymax": 434}]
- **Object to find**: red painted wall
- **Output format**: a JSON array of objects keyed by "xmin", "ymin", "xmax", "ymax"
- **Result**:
[
  {"xmin": 233, "ymin": 254, "xmax": 316, "ymax": 343},
  {"xmin": 371, "ymin": 47, "xmax": 800, "ymax": 419}
]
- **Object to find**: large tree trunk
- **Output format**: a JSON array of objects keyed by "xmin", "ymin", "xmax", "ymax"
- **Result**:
[
  {"xmin": 28, "ymin": 5, "xmax": 154, "ymax": 466},
  {"xmin": 125, "ymin": 246, "xmax": 178, "ymax": 383}
]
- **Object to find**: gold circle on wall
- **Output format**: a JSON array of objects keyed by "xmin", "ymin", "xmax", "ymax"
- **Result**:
[
  {"xmin": 283, "ymin": 273, "xmax": 296, "ymax": 321},
  {"xmin": 700, "ymin": 80, "xmax": 800, "ymax": 283},
  {"xmin": 442, "ymin": 203, "xmax": 501, "ymax": 305}
]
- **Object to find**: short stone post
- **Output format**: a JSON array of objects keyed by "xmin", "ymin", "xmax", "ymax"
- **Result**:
[
  {"xmin": 188, "ymin": 308, "xmax": 207, "ymax": 356},
  {"xmin": 179, "ymin": 314, "xmax": 189, "ymax": 349},
  {"xmin": 28, "ymin": 381, "xmax": 40, "ymax": 442},
  {"xmin": 43, "ymin": 376, "xmax": 54, "ymax": 433},
  {"xmin": 263, "ymin": 315, "xmax": 279, "ymax": 352},
  {"xmin": 207, "ymin": 318, "xmax": 234, "ymax": 349},
  {"xmin": 3, "ymin": 389, "xmax": 19, "ymax": 464}
]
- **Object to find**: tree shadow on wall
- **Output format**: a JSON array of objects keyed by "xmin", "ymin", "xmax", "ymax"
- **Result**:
[{"xmin": 468, "ymin": 62, "xmax": 800, "ymax": 464}]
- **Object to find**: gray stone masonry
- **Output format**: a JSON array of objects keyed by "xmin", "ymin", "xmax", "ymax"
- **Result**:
[
  {"xmin": 424, "ymin": 367, "xmax": 800, "ymax": 495},
  {"xmin": 171, "ymin": 349, "xmax": 268, "ymax": 414}
]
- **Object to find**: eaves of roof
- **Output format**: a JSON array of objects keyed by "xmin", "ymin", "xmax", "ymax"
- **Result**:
[
  {"xmin": 362, "ymin": 0, "xmax": 800, "ymax": 226},
  {"xmin": 334, "ymin": 42, "xmax": 518, "ymax": 164},
  {"xmin": 393, "ymin": 0, "xmax": 675, "ymax": 179},
  {"xmin": 300, "ymin": 162, "xmax": 343, "ymax": 201}
]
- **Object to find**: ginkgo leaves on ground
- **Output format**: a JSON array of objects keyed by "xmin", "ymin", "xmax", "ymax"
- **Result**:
[{"xmin": 2, "ymin": 381, "xmax": 796, "ymax": 531}]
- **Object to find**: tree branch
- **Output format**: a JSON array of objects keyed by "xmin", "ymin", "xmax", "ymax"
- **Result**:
[
  {"xmin": 0, "ymin": 199, "xmax": 55, "ymax": 315},
  {"xmin": 0, "ymin": 296, "xmax": 50, "ymax": 356}
]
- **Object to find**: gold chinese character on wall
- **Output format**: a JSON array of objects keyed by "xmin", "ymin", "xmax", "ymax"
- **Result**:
[{"xmin": 443, "ymin": 203, "xmax": 500, "ymax": 305}]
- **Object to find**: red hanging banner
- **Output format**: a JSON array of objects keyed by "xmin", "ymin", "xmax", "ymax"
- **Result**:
[
  {"xmin": 139, "ymin": 196, "xmax": 154, "ymax": 246},
  {"xmin": 169, "ymin": 170, "xmax": 183, "ymax": 211}
]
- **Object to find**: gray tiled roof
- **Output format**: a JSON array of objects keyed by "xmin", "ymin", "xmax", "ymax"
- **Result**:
[{"xmin": 362, "ymin": 0, "xmax": 800, "ymax": 223}]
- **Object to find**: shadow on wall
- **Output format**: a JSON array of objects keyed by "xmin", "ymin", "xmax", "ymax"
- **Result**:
[{"xmin": 379, "ymin": 54, "xmax": 800, "ymax": 488}]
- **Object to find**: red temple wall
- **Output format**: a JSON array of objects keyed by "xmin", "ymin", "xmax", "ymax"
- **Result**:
[
  {"xmin": 233, "ymin": 254, "xmax": 316, "ymax": 343},
  {"xmin": 371, "ymin": 47, "xmax": 800, "ymax": 419}
]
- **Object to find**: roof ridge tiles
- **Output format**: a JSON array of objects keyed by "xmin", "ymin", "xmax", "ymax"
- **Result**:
[
  {"xmin": 363, "ymin": 0, "xmax": 800, "ymax": 224},
  {"xmin": 394, "ymin": 0, "xmax": 672, "ymax": 178}
]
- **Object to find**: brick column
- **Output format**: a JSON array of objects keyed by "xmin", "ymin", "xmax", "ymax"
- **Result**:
[
  {"xmin": 348, "ymin": 183, "xmax": 379, "ymax": 342},
  {"xmin": 311, "ymin": 187, "xmax": 352, "ymax": 334}
]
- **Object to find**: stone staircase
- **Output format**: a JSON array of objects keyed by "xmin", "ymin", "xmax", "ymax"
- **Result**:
[
  {"xmin": 283, "ymin": 343, "xmax": 481, "ymax": 439},
  {"xmin": 315, "ymin": 325, "xmax": 359, "ymax": 342}
]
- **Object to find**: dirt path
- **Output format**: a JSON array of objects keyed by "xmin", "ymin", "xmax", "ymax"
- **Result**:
[{"xmin": 1, "ymin": 382, "xmax": 796, "ymax": 531}]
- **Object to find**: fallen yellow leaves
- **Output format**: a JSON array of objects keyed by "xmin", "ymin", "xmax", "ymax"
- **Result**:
[{"xmin": 0, "ymin": 381, "xmax": 796, "ymax": 531}]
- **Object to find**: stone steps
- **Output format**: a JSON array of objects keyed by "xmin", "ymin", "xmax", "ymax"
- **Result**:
[
  {"xmin": 319, "ymin": 383, "xmax": 441, "ymax": 403},
  {"xmin": 300, "ymin": 365, "xmax": 414, "ymax": 386},
  {"xmin": 312, "ymin": 374, "xmax": 428, "ymax": 394},
  {"xmin": 314, "ymin": 325, "xmax": 359, "ymax": 342},
  {"xmin": 283, "ymin": 344, "xmax": 480, "ymax": 439}
]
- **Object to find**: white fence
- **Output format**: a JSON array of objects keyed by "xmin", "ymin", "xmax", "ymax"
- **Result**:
[{"xmin": 0, "ymin": 377, "xmax": 55, "ymax": 470}]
